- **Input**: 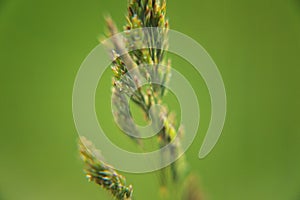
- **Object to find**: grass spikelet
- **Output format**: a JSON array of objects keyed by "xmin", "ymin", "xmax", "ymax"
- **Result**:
[{"xmin": 79, "ymin": 137, "xmax": 133, "ymax": 200}]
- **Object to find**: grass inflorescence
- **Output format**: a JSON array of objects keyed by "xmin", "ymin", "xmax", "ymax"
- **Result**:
[
  {"xmin": 79, "ymin": 137, "xmax": 133, "ymax": 200},
  {"xmin": 79, "ymin": 1, "xmax": 203, "ymax": 199}
]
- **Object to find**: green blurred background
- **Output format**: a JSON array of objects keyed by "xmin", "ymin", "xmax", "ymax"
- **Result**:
[{"xmin": 1, "ymin": 0, "xmax": 300, "ymax": 199}]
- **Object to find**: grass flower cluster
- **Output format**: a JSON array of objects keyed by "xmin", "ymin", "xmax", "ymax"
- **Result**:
[
  {"xmin": 79, "ymin": 0, "xmax": 203, "ymax": 199},
  {"xmin": 79, "ymin": 137, "xmax": 133, "ymax": 200}
]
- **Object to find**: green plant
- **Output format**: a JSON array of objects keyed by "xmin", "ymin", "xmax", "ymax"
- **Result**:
[
  {"xmin": 79, "ymin": 137, "xmax": 133, "ymax": 200},
  {"xmin": 79, "ymin": 0, "xmax": 203, "ymax": 199}
]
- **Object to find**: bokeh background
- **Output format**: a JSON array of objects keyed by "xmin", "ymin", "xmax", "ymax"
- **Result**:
[{"xmin": 1, "ymin": 0, "xmax": 300, "ymax": 199}]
